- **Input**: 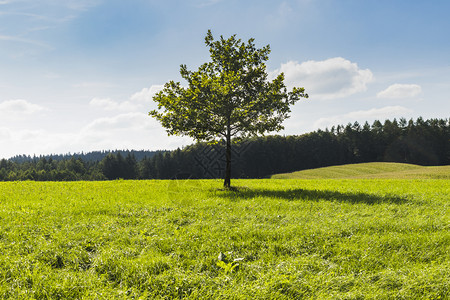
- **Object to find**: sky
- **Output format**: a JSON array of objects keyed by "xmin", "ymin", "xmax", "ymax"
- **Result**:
[{"xmin": 0, "ymin": 0, "xmax": 449, "ymax": 158}]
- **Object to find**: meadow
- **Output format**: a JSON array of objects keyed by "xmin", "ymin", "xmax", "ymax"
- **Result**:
[
  {"xmin": 0, "ymin": 164, "xmax": 448, "ymax": 299},
  {"xmin": 272, "ymin": 162, "xmax": 450, "ymax": 179}
]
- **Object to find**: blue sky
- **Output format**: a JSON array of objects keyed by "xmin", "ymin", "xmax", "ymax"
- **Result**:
[{"xmin": 0, "ymin": 0, "xmax": 449, "ymax": 158}]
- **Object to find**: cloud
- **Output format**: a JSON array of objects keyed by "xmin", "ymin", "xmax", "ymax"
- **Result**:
[
  {"xmin": 0, "ymin": 34, "xmax": 51, "ymax": 48},
  {"xmin": 74, "ymin": 112, "xmax": 193, "ymax": 153},
  {"xmin": 271, "ymin": 57, "xmax": 373, "ymax": 99},
  {"xmin": 0, "ymin": 127, "xmax": 12, "ymax": 140},
  {"xmin": 0, "ymin": 111, "xmax": 192, "ymax": 158},
  {"xmin": 82, "ymin": 112, "xmax": 154, "ymax": 132},
  {"xmin": 89, "ymin": 97, "xmax": 133, "ymax": 111},
  {"xmin": 0, "ymin": 99, "xmax": 48, "ymax": 116},
  {"xmin": 0, "ymin": 126, "xmax": 69, "ymax": 158},
  {"xmin": 313, "ymin": 106, "xmax": 413, "ymax": 129},
  {"xmin": 89, "ymin": 97, "xmax": 114, "ymax": 109},
  {"xmin": 377, "ymin": 84, "xmax": 422, "ymax": 99},
  {"xmin": 278, "ymin": 1, "xmax": 293, "ymax": 16},
  {"xmin": 89, "ymin": 84, "xmax": 164, "ymax": 112},
  {"xmin": 130, "ymin": 85, "xmax": 164, "ymax": 103}
]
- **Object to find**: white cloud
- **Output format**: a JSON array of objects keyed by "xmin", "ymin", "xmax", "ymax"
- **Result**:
[
  {"xmin": 82, "ymin": 112, "xmax": 154, "ymax": 132},
  {"xmin": 74, "ymin": 112, "xmax": 193, "ymax": 153},
  {"xmin": 0, "ymin": 111, "xmax": 192, "ymax": 158},
  {"xmin": 377, "ymin": 83, "xmax": 422, "ymax": 99},
  {"xmin": 0, "ymin": 127, "xmax": 12, "ymax": 140},
  {"xmin": 271, "ymin": 57, "xmax": 373, "ymax": 99},
  {"xmin": 89, "ymin": 97, "xmax": 133, "ymax": 111},
  {"xmin": 89, "ymin": 84, "xmax": 164, "ymax": 112},
  {"xmin": 130, "ymin": 85, "xmax": 164, "ymax": 103},
  {"xmin": 313, "ymin": 106, "xmax": 413, "ymax": 129},
  {"xmin": 0, "ymin": 34, "xmax": 51, "ymax": 48},
  {"xmin": 89, "ymin": 97, "xmax": 115, "ymax": 108},
  {"xmin": 0, "ymin": 99, "xmax": 47, "ymax": 116},
  {"xmin": 278, "ymin": 1, "xmax": 293, "ymax": 16},
  {"xmin": 0, "ymin": 126, "xmax": 70, "ymax": 158}
]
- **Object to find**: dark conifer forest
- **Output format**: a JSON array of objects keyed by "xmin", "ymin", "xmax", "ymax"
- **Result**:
[{"xmin": 0, "ymin": 117, "xmax": 448, "ymax": 181}]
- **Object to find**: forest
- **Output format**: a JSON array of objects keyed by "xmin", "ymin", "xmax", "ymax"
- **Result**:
[{"xmin": 0, "ymin": 117, "xmax": 448, "ymax": 181}]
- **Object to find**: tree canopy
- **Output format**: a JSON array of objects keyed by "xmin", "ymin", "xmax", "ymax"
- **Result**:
[{"xmin": 150, "ymin": 30, "xmax": 308, "ymax": 187}]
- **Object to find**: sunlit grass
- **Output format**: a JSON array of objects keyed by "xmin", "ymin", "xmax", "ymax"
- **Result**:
[
  {"xmin": 271, "ymin": 162, "xmax": 450, "ymax": 179},
  {"xmin": 0, "ymin": 179, "xmax": 448, "ymax": 299}
]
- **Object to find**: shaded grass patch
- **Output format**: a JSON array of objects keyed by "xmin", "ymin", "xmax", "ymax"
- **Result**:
[{"xmin": 216, "ymin": 187, "xmax": 410, "ymax": 205}]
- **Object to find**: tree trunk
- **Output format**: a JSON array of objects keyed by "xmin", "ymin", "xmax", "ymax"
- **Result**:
[{"xmin": 224, "ymin": 125, "xmax": 232, "ymax": 188}]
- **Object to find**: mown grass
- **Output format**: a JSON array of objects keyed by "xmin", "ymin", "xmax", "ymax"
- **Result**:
[
  {"xmin": 0, "ymin": 179, "xmax": 448, "ymax": 299},
  {"xmin": 271, "ymin": 162, "xmax": 450, "ymax": 179}
]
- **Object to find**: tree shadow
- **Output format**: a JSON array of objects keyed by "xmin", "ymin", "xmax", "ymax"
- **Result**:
[{"xmin": 215, "ymin": 187, "xmax": 410, "ymax": 205}]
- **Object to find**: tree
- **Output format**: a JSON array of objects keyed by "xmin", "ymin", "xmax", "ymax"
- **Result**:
[{"xmin": 150, "ymin": 30, "xmax": 308, "ymax": 188}]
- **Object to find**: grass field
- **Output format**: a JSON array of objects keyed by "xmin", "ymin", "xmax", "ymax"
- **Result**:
[
  {"xmin": 0, "ymin": 176, "xmax": 449, "ymax": 298},
  {"xmin": 271, "ymin": 162, "xmax": 450, "ymax": 179}
]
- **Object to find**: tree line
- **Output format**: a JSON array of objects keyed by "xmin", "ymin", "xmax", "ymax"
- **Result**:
[
  {"xmin": 0, "ymin": 117, "xmax": 448, "ymax": 181},
  {"xmin": 8, "ymin": 149, "xmax": 161, "ymax": 164}
]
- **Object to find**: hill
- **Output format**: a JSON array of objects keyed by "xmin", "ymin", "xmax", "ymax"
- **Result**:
[{"xmin": 271, "ymin": 162, "xmax": 450, "ymax": 179}]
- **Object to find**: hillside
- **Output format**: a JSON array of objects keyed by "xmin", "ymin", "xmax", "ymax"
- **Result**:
[{"xmin": 271, "ymin": 162, "xmax": 450, "ymax": 179}]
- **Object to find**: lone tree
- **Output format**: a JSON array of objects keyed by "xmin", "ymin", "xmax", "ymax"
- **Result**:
[{"xmin": 150, "ymin": 30, "xmax": 308, "ymax": 188}]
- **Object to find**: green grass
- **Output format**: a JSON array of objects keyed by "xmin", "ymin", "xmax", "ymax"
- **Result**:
[
  {"xmin": 0, "ymin": 179, "xmax": 449, "ymax": 299},
  {"xmin": 271, "ymin": 162, "xmax": 450, "ymax": 179}
]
